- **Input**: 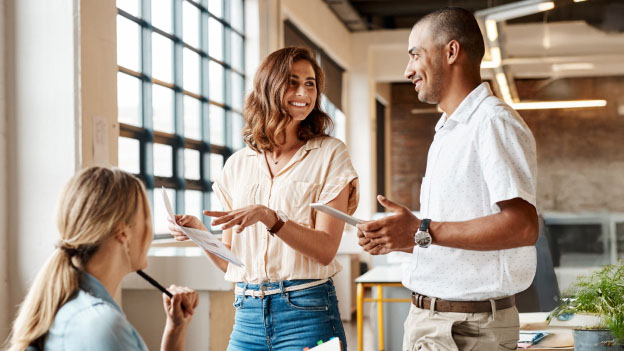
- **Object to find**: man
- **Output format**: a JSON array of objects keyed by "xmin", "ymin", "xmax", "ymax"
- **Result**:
[{"xmin": 357, "ymin": 7, "xmax": 538, "ymax": 351}]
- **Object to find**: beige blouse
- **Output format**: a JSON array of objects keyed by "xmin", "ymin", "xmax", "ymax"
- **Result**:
[{"xmin": 213, "ymin": 136, "xmax": 359, "ymax": 283}]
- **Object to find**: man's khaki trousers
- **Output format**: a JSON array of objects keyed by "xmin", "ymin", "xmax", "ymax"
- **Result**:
[{"xmin": 402, "ymin": 303, "xmax": 519, "ymax": 351}]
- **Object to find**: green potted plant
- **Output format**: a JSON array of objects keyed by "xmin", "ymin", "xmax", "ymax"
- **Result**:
[{"xmin": 550, "ymin": 261, "xmax": 624, "ymax": 350}]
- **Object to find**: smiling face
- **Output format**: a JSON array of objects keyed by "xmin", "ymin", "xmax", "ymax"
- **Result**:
[
  {"xmin": 404, "ymin": 22, "xmax": 446, "ymax": 104},
  {"xmin": 283, "ymin": 59, "xmax": 317, "ymax": 121}
]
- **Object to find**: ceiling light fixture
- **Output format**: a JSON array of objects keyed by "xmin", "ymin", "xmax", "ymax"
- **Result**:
[
  {"xmin": 495, "ymin": 73, "xmax": 514, "ymax": 104},
  {"xmin": 485, "ymin": 19, "xmax": 498, "ymax": 41},
  {"xmin": 477, "ymin": 0, "xmax": 606, "ymax": 110},
  {"xmin": 484, "ymin": 0, "xmax": 554, "ymax": 22},
  {"xmin": 552, "ymin": 62, "xmax": 595, "ymax": 72},
  {"xmin": 481, "ymin": 47, "xmax": 502, "ymax": 68},
  {"xmin": 511, "ymin": 100, "xmax": 607, "ymax": 110}
]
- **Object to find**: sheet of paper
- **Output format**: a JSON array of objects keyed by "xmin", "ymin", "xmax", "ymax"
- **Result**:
[
  {"xmin": 308, "ymin": 337, "xmax": 341, "ymax": 350},
  {"xmin": 161, "ymin": 187, "xmax": 244, "ymax": 267}
]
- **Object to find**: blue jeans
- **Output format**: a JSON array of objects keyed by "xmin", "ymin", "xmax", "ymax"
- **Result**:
[{"xmin": 228, "ymin": 279, "xmax": 347, "ymax": 351}]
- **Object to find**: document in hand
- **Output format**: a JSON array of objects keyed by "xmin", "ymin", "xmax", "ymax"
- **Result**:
[
  {"xmin": 161, "ymin": 187, "xmax": 244, "ymax": 267},
  {"xmin": 305, "ymin": 337, "xmax": 341, "ymax": 350},
  {"xmin": 310, "ymin": 203, "xmax": 362, "ymax": 227}
]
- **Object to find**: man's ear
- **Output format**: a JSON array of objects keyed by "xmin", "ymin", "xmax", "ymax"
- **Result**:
[{"xmin": 447, "ymin": 40, "xmax": 460, "ymax": 64}]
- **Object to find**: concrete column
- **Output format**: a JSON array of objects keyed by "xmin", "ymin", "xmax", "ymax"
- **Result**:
[{"xmin": 78, "ymin": 0, "xmax": 119, "ymax": 168}]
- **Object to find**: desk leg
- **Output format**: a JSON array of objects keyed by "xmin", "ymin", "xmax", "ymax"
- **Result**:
[
  {"xmin": 357, "ymin": 283, "xmax": 363, "ymax": 351},
  {"xmin": 377, "ymin": 285, "xmax": 384, "ymax": 351}
]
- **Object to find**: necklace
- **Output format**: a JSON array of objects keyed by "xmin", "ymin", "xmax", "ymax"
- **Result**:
[
  {"xmin": 267, "ymin": 141, "xmax": 304, "ymax": 166},
  {"xmin": 267, "ymin": 152, "xmax": 279, "ymax": 165}
]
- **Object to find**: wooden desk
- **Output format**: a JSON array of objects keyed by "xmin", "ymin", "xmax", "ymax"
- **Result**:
[
  {"xmin": 520, "ymin": 313, "xmax": 575, "ymax": 350},
  {"xmin": 523, "ymin": 327, "xmax": 574, "ymax": 350},
  {"xmin": 355, "ymin": 265, "xmax": 410, "ymax": 351}
]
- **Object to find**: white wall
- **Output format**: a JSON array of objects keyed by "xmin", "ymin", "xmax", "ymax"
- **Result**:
[
  {"xmin": 4, "ymin": 0, "xmax": 79, "ymax": 337},
  {"xmin": 346, "ymin": 29, "xmax": 409, "ymax": 217},
  {"xmin": 0, "ymin": 0, "xmax": 9, "ymax": 340}
]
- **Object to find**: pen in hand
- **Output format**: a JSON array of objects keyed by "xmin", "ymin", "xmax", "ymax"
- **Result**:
[{"xmin": 136, "ymin": 269, "xmax": 173, "ymax": 298}]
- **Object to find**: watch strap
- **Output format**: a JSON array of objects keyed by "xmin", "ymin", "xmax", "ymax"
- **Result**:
[
  {"xmin": 268, "ymin": 213, "xmax": 285, "ymax": 236},
  {"xmin": 419, "ymin": 218, "xmax": 431, "ymax": 232}
]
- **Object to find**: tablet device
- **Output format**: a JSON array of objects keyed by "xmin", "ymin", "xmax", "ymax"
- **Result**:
[{"xmin": 310, "ymin": 203, "xmax": 362, "ymax": 227}]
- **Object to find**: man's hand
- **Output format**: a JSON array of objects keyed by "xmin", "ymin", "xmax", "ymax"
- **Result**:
[{"xmin": 356, "ymin": 195, "xmax": 420, "ymax": 255}]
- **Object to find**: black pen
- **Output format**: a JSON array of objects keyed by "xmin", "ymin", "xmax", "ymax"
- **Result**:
[{"xmin": 136, "ymin": 269, "xmax": 173, "ymax": 298}]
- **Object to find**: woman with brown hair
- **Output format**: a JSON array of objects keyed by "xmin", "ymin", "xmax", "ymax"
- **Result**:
[
  {"xmin": 169, "ymin": 47, "xmax": 359, "ymax": 350},
  {"xmin": 8, "ymin": 167, "xmax": 199, "ymax": 351}
]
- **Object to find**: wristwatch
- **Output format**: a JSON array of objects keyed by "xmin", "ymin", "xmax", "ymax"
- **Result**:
[
  {"xmin": 414, "ymin": 218, "xmax": 432, "ymax": 248},
  {"xmin": 268, "ymin": 210, "xmax": 288, "ymax": 236}
]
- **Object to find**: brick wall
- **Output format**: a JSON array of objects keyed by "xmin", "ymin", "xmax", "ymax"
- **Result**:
[
  {"xmin": 388, "ymin": 77, "xmax": 624, "ymax": 212},
  {"xmin": 388, "ymin": 84, "xmax": 437, "ymax": 210}
]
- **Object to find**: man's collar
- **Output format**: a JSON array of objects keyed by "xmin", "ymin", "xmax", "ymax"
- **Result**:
[{"xmin": 435, "ymin": 82, "xmax": 492, "ymax": 132}]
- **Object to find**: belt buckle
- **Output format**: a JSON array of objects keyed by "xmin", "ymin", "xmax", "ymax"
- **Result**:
[{"xmin": 258, "ymin": 286, "xmax": 266, "ymax": 299}]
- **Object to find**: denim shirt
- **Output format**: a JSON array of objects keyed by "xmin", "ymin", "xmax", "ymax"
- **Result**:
[{"xmin": 40, "ymin": 272, "xmax": 148, "ymax": 351}]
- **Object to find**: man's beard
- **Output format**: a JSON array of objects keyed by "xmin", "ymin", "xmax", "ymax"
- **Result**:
[{"xmin": 417, "ymin": 60, "xmax": 443, "ymax": 105}]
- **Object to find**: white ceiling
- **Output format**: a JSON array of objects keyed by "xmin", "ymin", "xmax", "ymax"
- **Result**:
[
  {"xmin": 502, "ymin": 21, "xmax": 624, "ymax": 78},
  {"xmin": 366, "ymin": 20, "xmax": 624, "ymax": 83}
]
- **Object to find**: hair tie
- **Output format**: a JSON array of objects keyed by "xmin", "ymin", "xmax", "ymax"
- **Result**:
[{"xmin": 56, "ymin": 241, "xmax": 79, "ymax": 257}]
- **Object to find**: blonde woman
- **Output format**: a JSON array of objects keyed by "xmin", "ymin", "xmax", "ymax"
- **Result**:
[
  {"xmin": 169, "ymin": 47, "xmax": 359, "ymax": 350},
  {"xmin": 8, "ymin": 167, "xmax": 199, "ymax": 351}
]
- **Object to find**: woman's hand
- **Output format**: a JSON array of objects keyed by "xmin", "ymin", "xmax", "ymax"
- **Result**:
[
  {"xmin": 167, "ymin": 215, "xmax": 207, "ymax": 241},
  {"xmin": 162, "ymin": 285, "xmax": 199, "ymax": 328},
  {"xmin": 204, "ymin": 205, "xmax": 275, "ymax": 234},
  {"xmin": 161, "ymin": 285, "xmax": 199, "ymax": 351}
]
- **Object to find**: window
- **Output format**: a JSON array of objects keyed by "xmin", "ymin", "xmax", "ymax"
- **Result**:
[
  {"xmin": 321, "ymin": 96, "xmax": 346, "ymax": 143},
  {"xmin": 116, "ymin": 0, "xmax": 245, "ymax": 238}
]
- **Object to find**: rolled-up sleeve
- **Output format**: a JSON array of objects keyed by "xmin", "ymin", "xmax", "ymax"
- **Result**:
[
  {"xmin": 316, "ymin": 141, "xmax": 359, "ymax": 215},
  {"xmin": 477, "ymin": 111, "xmax": 537, "ymax": 210}
]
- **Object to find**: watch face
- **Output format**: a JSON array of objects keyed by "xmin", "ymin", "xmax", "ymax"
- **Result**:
[
  {"xmin": 415, "ymin": 230, "xmax": 432, "ymax": 248},
  {"xmin": 276, "ymin": 210, "xmax": 288, "ymax": 222}
]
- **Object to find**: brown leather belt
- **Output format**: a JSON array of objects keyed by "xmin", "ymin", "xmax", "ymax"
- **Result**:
[{"xmin": 411, "ymin": 293, "xmax": 515, "ymax": 313}]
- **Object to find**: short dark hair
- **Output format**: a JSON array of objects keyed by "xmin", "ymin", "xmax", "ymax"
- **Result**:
[{"xmin": 417, "ymin": 7, "xmax": 485, "ymax": 65}]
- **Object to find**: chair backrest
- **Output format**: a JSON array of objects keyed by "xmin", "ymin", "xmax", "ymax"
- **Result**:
[{"xmin": 515, "ymin": 214, "xmax": 561, "ymax": 312}]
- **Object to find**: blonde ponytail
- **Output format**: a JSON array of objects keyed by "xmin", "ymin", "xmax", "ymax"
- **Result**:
[
  {"xmin": 8, "ymin": 250, "xmax": 79, "ymax": 350},
  {"xmin": 7, "ymin": 167, "xmax": 148, "ymax": 350}
]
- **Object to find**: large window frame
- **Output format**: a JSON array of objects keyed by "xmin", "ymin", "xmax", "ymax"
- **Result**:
[{"xmin": 116, "ymin": 0, "xmax": 245, "ymax": 238}]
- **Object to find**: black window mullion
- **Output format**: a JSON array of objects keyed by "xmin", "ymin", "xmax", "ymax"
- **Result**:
[
  {"xmin": 199, "ymin": 3, "xmax": 211, "ymax": 228},
  {"xmin": 141, "ymin": 0, "xmax": 155, "ymax": 201},
  {"xmin": 173, "ymin": 0, "xmax": 185, "ymax": 215},
  {"xmin": 223, "ymin": 0, "xmax": 232, "ymax": 151}
]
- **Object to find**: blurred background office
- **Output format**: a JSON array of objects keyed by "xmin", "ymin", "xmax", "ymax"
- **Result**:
[{"xmin": 1, "ymin": 0, "xmax": 623, "ymax": 349}]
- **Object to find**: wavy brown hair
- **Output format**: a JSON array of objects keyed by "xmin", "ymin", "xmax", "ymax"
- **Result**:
[{"xmin": 242, "ymin": 47, "xmax": 334, "ymax": 152}]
